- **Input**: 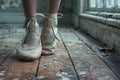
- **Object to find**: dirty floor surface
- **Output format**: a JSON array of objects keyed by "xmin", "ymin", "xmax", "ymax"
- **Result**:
[{"xmin": 0, "ymin": 24, "xmax": 119, "ymax": 80}]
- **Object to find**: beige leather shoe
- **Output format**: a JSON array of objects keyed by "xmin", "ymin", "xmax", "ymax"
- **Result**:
[
  {"xmin": 16, "ymin": 16, "xmax": 42, "ymax": 61},
  {"xmin": 41, "ymin": 13, "xmax": 63, "ymax": 56}
]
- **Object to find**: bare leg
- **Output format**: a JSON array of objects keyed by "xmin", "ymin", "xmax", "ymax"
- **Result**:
[
  {"xmin": 47, "ymin": 0, "xmax": 61, "ymax": 13},
  {"xmin": 22, "ymin": 0, "xmax": 37, "ymax": 18}
]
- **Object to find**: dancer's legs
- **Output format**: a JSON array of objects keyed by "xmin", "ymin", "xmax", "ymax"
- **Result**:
[
  {"xmin": 22, "ymin": 0, "xmax": 61, "ymax": 17},
  {"xmin": 47, "ymin": 0, "xmax": 61, "ymax": 13},
  {"xmin": 22, "ymin": 0, "xmax": 37, "ymax": 18}
]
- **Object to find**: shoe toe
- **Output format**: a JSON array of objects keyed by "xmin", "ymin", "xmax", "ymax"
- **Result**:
[
  {"xmin": 16, "ymin": 45, "xmax": 42, "ymax": 61},
  {"xmin": 41, "ymin": 47, "xmax": 55, "ymax": 56}
]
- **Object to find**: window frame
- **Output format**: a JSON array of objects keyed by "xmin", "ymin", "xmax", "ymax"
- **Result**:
[{"xmin": 89, "ymin": 0, "xmax": 120, "ymax": 13}]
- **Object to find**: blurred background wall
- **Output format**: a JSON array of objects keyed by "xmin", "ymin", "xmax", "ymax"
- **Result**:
[{"xmin": 0, "ymin": 0, "xmax": 73, "ymax": 13}]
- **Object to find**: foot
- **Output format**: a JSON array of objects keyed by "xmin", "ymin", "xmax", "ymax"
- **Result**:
[
  {"xmin": 41, "ymin": 13, "xmax": 63, "ymax": 56},
  {"xmin": 16, "ymin": 16, "xmax": 42, "ymax": 61}
]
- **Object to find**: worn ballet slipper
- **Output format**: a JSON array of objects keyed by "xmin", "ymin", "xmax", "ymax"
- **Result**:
[
  {"xmin": 16, "ymin": 16, "xmax": 42, "ymax": 61},
  {"xmin": 41, "ymin": 13, "xmax": 63, "ymax": 56}
]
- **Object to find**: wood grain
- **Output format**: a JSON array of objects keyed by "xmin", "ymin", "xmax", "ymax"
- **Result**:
[
  {"xmin": 36, "ymin": 40, "xmax": 78, "ymax": 80},
  {"xmin": 0, "ymin": 24, "xmax": 38, "ymax": 80},
  {"xmin": 60, "ymin": 29, "xmax": 119, "ymax": 80},
  {"xmin": 0, "ymin": 54, "xmax": 39, "ymax": 80}
]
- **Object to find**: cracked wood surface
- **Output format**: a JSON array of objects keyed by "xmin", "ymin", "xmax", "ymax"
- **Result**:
[{"xmin": 59, "ymin": 27, "xmax": 119, "ymax": 80}]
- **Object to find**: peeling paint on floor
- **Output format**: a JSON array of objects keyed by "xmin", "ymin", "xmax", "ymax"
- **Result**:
[
  {"xmin": 35, "ymin": 76, "xmax": 49, "ymax": 80},
  {"xmin": 55, "ymin": 72, "xmax": 70, "ymax": 80}
]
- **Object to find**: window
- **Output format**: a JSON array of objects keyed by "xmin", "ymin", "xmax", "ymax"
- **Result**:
[
  {"xmin": 118, "ymin": 0, "xmax": 120, "ymax": 7},
  {"xmin": 89, "ymin": 0, "xmax": 120, "ymax": 12},
  {"xmin": 106, "ymin": 0, "xmax": 115, "ymax": 8},
  {"xmin": 90, "ymin": 0, "xmax": 96, "ymax": 8},
  {"xmin": 97, "ymin": 0, "xmax": 104, "ymax": 8},
  {"xmin": 87, "ymin": 0, "xmax": 120, "ymax": 19}
]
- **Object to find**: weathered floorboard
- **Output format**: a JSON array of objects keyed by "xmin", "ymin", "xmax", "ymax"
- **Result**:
[
  {"xmin": 36, "ymin": 39, "xmax": 78, "ymax": 80},
  {"xmin": 0, "ymin": 24, "xmax": 25, "ymax": 64},
  {"xmin": 60, "ymin": 28, "xmax": 119, "ymax": 80},
  {"xmin": 0, "ymin": 54, "xmax": 39, "ymax": 80},
  {"xmin": 72, "ymin": 28, "xmax": 120, "ymax": 78},
  {"xmin": 0, "ymin": 24, "xmax": 39, "ymax": 80}
]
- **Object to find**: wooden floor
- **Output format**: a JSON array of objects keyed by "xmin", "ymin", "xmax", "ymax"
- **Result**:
[{"xmin": 0, "ymin": 24, "xmax": 119, "ymax": 80}]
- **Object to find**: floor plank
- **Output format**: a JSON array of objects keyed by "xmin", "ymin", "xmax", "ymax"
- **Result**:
[
  {"xmin": 0, "ymin": 24, "xmax": 24, "ymax": 64},
  {"xmin": 72, "ymin": 28, "xmax": 120, "ymax": 78},
  {"xmin": 0, "ymin": 24, "xmax": 39, "ymax": 80},
  {"xmin": 36, "ymin": 39, "xmax": 78, "ymax": 80},
  {"xmin": 0, "ymin": 54, "xmax": 39, "ymax": 80},
  {"xmin": 60, "ymin": 28, "xmax": 120, "ymax": 80}
]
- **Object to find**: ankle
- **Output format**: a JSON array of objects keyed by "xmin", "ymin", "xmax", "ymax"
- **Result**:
[
  {"xmin": 45, "ymin": 13, "xmax": 57, "ymax": 20},
  {"xmin": 24, "ymin": 16, "xmax": 37, "ymax": 28}
]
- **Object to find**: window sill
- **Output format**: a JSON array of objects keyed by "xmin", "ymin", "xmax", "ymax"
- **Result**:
[
  {"xmin": 89, "ymin": 8, "xmax": 120, "ymax": 13},
  {"xmin": 79, "ymin": 13, "xmax": 120, "ymax": 29},
  {"xmin": 85, "ymin": 11, "xmax": 120, "ymax": 19}
]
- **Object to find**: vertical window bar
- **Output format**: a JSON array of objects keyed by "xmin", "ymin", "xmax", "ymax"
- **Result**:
[
  {"xmin": 96, "ymin": 0, "xmax": 98, "ymax": 8},
  {"xmin": 103, "ymin": 0, "xmax": 107, "ymax": 8},
  {"xmin": 90, "ymin": 0, "xmax": 96, "ymax": 8},
  {"xmin": 114, "ymin": 0, "xmax": 118, "ymax": 7},
  {"xmin": 106, "ymin": 0, "xmax": 115, "ymax": 8},
  {"xmin": 118, "ymin": 0, "xmax": 120, "ymax": 7},
  {"xmin": 98, "ymin": 0, "xmax": 104, "ymax": 8},
  {"xmin": 103, "ymin": 0, "xmax": 107, "ymax": 12}
]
